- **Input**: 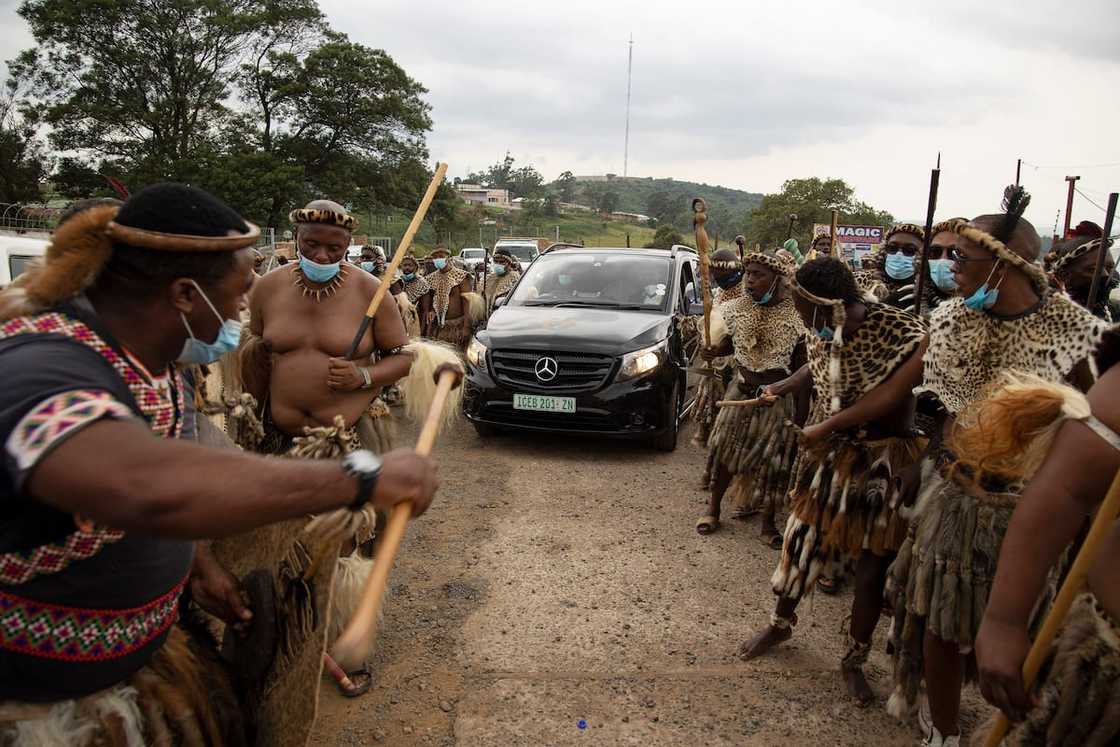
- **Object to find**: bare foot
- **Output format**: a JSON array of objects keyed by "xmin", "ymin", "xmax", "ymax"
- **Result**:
[
  {"xmin": 842, "ymin": 666, "xmax": 875, "ymax": 707},
  {"xmin": 738, "ymin": 625, "xmax": 792, "ymax": 660}
]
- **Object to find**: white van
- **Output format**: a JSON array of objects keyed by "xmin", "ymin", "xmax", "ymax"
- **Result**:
[{"xmin": 0, "ymin": 233, "xmax": 49, "ymax": 287}]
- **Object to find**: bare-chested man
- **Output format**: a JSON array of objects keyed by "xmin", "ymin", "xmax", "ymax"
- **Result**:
[
  {"xmin": 240, "ymin": 199, "xmax": 412, "ymax": 697},
  {"xmin": 424, "ymin": 244, "xmax": 482, "ymax": 348}
]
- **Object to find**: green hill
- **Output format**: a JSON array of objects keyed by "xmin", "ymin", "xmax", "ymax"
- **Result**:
[{"xmin": 566, "ymin": 175, "xmax": 762, "ymax": 239}]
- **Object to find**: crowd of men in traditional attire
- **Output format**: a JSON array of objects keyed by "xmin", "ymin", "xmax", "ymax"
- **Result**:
[
  {"xmin": 0, "ymin": 177, "xmax": 1117, "ymax": 747},
  {"xmin": 691, "ymin": 187, "xmax": 1120, "ymax": 746}
]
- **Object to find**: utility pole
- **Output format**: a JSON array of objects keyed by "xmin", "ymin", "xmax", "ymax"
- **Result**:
[
  {"xmin": 1064, "ymin": 175, "xmax": 1081, "ymax": 238},
  {"xmin": 623, "ymin": 34, "xmax": 633, "ymax": 178}
]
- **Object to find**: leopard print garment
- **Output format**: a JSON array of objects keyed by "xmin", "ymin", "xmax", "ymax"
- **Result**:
[
  {"xmin": 428, "ymin": 266, "xmax": 470, "ymax": 322},
  {"xmin": 484, "ymin": 271, "xmax": 521, "ymax": 307},
  {"xmin": 721, "ymin": 294, "xmax": 804, "ymax": 373},
  {"xmin": 714, "ymin": 282, "xmax": 744, "ymax": 305},
  {"xmin": 854, "ymin": 269, "xmax": 890, "ymax": 302},
  {"xmin": 401, "ymin": 275, "xmax": 431, "ymax": 304},
  {"xmin": 918, "ymin": 294, "xmax": 1112, "ymax": 416},
  {"xmin": 805, "ymin": 302, "xmax": 927, "ymax": 425}
]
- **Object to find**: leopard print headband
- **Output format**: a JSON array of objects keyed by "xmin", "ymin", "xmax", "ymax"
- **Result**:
[
  {"xmin": 743, "ymin": 250, "xmax": 796, "ymax": 278},
  {"xmin": 289, "ymin": 207, "xmax": 358, "ymax": 231},
  {"xmin": 1045, "ymin": 238, "xmax": 1108, "ymax": 276},
  {"xmin": 884, "ymin": 223, "xmax": 926, "ymax": 244},
  {"xmin": 941, "ymin": 218, "xmax": 1049, "ymax": 294}
]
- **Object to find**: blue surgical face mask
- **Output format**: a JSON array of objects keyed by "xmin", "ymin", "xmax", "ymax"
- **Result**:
[
  {"xmin": 433, "ymin": 258, "xmax": 448, "ymax": 270},
  {"xmin": 752, "ymin": 277, "xmax": 778, "ymax": 306},
  {"xmin": 495, "ymin": 264, "xmax": 507, "ymax": 276},
  {"xmin": 929, "ymin": 259, "xmax": 957, "ymax": 292},
  {"xmin": 299, "ymin": 252, "xmax": 341, "ymax": 283},
  {"xmin": 402, "ymin": 271, "xmax": 417, "ymax": 281},
  {"xmin": 811, "ymin": 307, "xmax": 834, "ymax": 340},
  {"xmin": 963, "ymin": 261, "xmax": 1003, "ymax": 312},
  {"xmin": 360, "ymin": 261, "xmax": 376, "ymax": 273},
  {"xmin": 178, "ymin": 281, "xmax": 242, "ymax": 365},
  {"xmin": 885, "ymin": 252, "xmax": 916, "ymax": 280},
  {"xmin": 717, "ymin": 271, "xmax": 743, "ymax": 290}
]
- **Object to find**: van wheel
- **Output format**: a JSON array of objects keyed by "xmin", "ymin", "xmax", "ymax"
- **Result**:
[
  {"xmin": 650, "ymin": 383, "xmax": 680, "ymax": 452},
  {"xmin": 473, "ymin": 422, "xmax": 500, "ymax": 438}
]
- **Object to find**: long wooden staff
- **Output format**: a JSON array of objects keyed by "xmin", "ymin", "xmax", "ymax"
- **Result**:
[
  {"xmin": 332, "ymin": 363, "xmax": 464, "ymax": 667},
  {"xmin": 913, "ymin": 154, "xmax": 941, "ymax": 317},
  {"xmin": 344, "ymin": 163, "xmax": 448, "ymax": 359},
  {"xmin": 692, "ymin": 198, "xmax": 713, "ymax": 348},
  {"xmin": 984, "ymin": 466, "xmax": 1120, "ymax": 746},
  {"xmin": 829, "ymin": 210, "xmax": 839, "ymax": 256},
  {"xmin": 1085, "ymin": 193, "xmax": 1118, "ymax": 312}
]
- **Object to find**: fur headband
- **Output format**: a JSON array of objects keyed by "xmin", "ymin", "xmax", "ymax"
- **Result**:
[
  {"xmin": 941, "ymin": 218, "xmax": 1049, "ymax": 294},
  {"xmin": 289, "ymin": 207, "xmax": 358, "ymax": 231},
  {"xmin": 743, "ymin": 249, "xmax": 796, "ymax": 278},
  {"xmin": 1045, "ymin": 237, "xmax": 1110, "ymax": 277},
  {"xmin": 884, "ymin": 223, "xmax": 925, "ymax": 244}
]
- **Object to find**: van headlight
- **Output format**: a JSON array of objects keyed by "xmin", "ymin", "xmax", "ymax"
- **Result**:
[
  {"xmin": 466, "ymin": 337, "xmax": 488, "ymax": 369},
  {"xmin": 618, "ymin": 341, "xmax": 666, "ymax": 381}
]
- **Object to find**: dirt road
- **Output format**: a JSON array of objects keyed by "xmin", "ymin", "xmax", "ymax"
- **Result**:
[{"xmin": 310, "ymin": 421, "xmax": 985, "ymax": 746}]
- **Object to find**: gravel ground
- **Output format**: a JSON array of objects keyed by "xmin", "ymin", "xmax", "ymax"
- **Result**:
[{"xmin": 309, "ymin": 420, "xmax": 986, "ymax": 746}]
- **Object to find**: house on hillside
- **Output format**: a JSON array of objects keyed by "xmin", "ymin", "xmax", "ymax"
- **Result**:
[
  {"xmin": 610, "ymin": 211, "xmax": 650, "ymax": 224},
  {"xmin": 456, "ymin": 183, "xmax": 511, "ymax": 208}
]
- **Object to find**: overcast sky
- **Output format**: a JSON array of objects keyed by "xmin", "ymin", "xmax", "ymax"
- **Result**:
[{"xmin": 4, "ymin": 0, "xmax": 1119, "ymax": 231}]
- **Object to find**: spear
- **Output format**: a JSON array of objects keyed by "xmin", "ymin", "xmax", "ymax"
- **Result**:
[
  {"xmin": 913, "ymin": 153, "xmax": 941, "ymax": 317},
  {"xmin": 693, "ymin": 198, "xmax": 713, "ymax": 348},
  {"xmin": 1086, "ymin": 193, "xmax": 1118, "ymax": 315},
  {"xmin": 344, "ymin": 163, "xmax": 448, "ymax": 359},
  {"xmin": 829, "ymin": 210, "xmax": 839, "ymax": 255}
]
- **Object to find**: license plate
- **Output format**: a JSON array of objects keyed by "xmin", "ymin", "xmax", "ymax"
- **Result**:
[{"xmin": 513, "ymin": 393, "xmax": 576, "ymax": 413}]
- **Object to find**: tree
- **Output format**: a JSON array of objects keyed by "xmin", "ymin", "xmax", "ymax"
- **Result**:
[
  {"xmin": 0, "ymin": 77, "xmax": 46, "ymax": 203},
  {"xmin": 553, "ymin": 170, "xmax": 576, "ymax": 202},
  {"xmin": 742, "ymin": 177, "xmax": 894, "ymax": 249},
  {"xmin": 11, "ymin": 0, "xmax": 432, "ymax": 228},
  {"xmin": 508, "ymin": 165, "xmax": 544, "ymax": 199},
  {"xmin": 644, "ymin": 224, "xmax": 685, "ymax": 250},
  {"xmin": 598, "ymin": 189, "xmax": 620, "ymax": 215}
]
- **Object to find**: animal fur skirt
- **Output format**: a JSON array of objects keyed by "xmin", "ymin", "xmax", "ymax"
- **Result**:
[
  {"xmin": 772, "ymin": 432, "xmax": 922, "ymax": 602},
  {"xmin": 705, "ymin": 382, "xmax": 798, "ymax": 519},
  {"xmin": 1001, "ymin": 592, "xmax": 1120, "ymax": 747},
  {"xmin": 885, "ymin": 461, "xmax": 1019, "ymax": 717},
  {"xmin": 0, "ymin": 625, "xmax": 245, "ymax": 747}
]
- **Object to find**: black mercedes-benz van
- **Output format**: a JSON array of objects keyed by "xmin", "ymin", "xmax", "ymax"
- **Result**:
[{"xmin": 462, "ymin": 245, "xmax": 704, "ymax": 450}]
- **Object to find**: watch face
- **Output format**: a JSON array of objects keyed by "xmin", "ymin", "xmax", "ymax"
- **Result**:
[{"xmin": 348, "ymin": 449, "xmax": 382, "ymax": 473}]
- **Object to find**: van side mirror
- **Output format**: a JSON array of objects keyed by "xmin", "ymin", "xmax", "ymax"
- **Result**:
[{"xmin": 493, "ymin": 295, "xmax": 508, "ymax": 308}]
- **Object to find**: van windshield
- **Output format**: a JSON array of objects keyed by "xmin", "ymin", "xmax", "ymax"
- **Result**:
[
  {"xmin": 508, "ymin": 253, "xmax": 672, "ymax": 311},
  {"xmin": 497, "ymin": 243, "xmax": 537, "ymax": 261}
]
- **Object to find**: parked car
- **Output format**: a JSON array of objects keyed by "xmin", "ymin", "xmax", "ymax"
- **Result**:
[
  {"xmin": 0, "ymin": 233, "xmax": 49, "ymax": 287},
  {"xmin": 493, "ymin": 238, "xmax": 545, "ymax": 267},
  {"xmin": 463, "ymin": 245, "xmax": 704, "ymax": 451},
  {"xmin": 458, "ymin": 247, "xmax": 489, "ymax": 273}
]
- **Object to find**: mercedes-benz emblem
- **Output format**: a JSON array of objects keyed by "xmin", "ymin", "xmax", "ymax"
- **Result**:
[{"xmin": 534, "ymin": 356, "xmax": 559, "ymax": 382}]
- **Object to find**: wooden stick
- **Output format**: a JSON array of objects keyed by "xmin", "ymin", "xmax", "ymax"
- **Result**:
[
  {"xmin": 692, "ymin": 198, "xmax": 713, "ymax": 348},
  {"xmin": 829, "ymin": 210, "xmax": 839, "ymax": 256},
  {"xmin": 984, "ymin": 466, "xmax": 1120, "ymax": 747},
  {"xmin": 716, "ymin": 397, "xmax": 771, "ymax": 408},
  {"xmin": 331, "ymin": 369, "xmax": 458, "ymax": 667},
  {"xmin": 344, "ymin": 163, "xmax": 449, "ymax": 359}
]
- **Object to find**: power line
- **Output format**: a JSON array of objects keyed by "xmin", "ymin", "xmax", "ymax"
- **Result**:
[
  {"xmin": 1074, "ymin": 186, "xmax": 1107, "ymax": 212},
  {"xmin": 1022, "ymin": 159, "xmax": 1120, "ymax": 170}
]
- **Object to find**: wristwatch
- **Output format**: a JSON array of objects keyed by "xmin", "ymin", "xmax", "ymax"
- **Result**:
[{"xmin": 342, "ymin": 449, "xmax": 383, "ymax": 510}]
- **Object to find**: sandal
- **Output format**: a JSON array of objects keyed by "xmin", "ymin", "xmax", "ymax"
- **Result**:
[
  {"xmin": 761, "ymin": 531, "xmax": 784, "ymax": 550},
  {"xmin": 337, "ymin": 666, "xmax": 373, "ymax": 698},
  {"xmin": 695, "ymin": 515, "xmax": 720, "ymax": 535},
  {"xmin": 817, "ymin": 575, "xmax": 845, "ymax": 595}
]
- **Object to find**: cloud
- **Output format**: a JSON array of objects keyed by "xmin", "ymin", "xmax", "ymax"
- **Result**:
[{"xmin": 4, "ymin": 0, "xmax": 1118, "ymax": 229}]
